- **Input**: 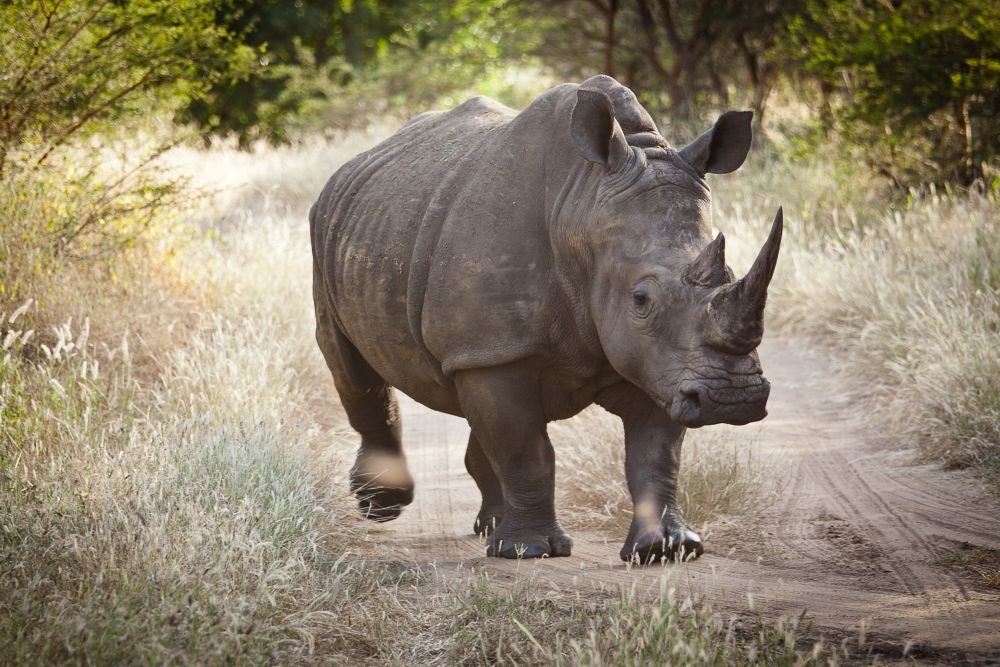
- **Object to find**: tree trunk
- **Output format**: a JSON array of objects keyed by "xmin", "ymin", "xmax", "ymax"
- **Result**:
[
  {"xmin": 819, "ymin": 80, "xmax": 835, "ymax": 138},
  {"xmin": 737, "ymin": 33, "xmax": 769, "ymax": 133},
  {"xmin": 604, "ymin": 0, "xmax": 619, "ymax": 77},
  {"xmin": 955, "ymin": 97, "xmax": 977, "ymax": 185},
  {"xmin": 709, "ymin": 64, "xmax": 729, "ymax": 107},
  {"xmin": 635, "ymin": 0, "xmax": 686, "ymax": 115}
]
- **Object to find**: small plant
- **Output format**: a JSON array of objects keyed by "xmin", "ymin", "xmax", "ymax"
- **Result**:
[
  {"xmin": 934, "ymin": 543, "xmax": 1000, "ymax": 590},
  {"xmin": 445, "ymin": 573, "xmax": 831, "ymax": 666}
]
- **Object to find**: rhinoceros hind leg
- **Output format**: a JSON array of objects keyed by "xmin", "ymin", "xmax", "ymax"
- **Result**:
[
  {"xmin": 465, "ymin": 434, "xmax": 505, "ymax": 536},
  {"xmin": 455, "ymin": 366, "xmax": 572, "ymax": 558},
  {"xmin": 314, "ymin": 297, "xmax": 414, "ymax": 522},
  {"xmin": 351, "ymin": 450, "xmax": 414, "ymax": 522}
]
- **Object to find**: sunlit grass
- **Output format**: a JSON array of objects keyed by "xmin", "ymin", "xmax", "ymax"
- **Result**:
[
  {"xmin": 0, "ymin": 132, "xmax": 385, "ymax": 663},
  {"xmin": 0, "ymin": 217, "xmax": 382, "ymax": 663}
]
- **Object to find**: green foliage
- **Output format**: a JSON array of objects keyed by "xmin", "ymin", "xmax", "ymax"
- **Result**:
[
  {"xmin": 0, "ymin": 0, "xmax": 254, "ymax": 172},
  {"xmin": 322, "ymin": 0, "xmax": 554, "ymax": 123},
  {"xmin": 182, "ymin": 0, "xmax": 551, "ymax": 142},
  {"xmin": 180, "ymin": 0, "xmax": 398, "ymax": 143},
  {"xmin": 788, "ymin": 0, "xmax": 1000, "ymax": 184},
  {"xmin": 369, "ymin": 0, "xmax": 550, "ymax": 107},
  {"xmin": 0, "ymin": 0, "xmax": 249, "ymax": 264}
]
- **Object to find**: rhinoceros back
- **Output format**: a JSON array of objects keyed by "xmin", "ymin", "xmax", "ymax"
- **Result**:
[{"xmin": 311, "ymin": 96, "xmax": 522, "ymax": 405}]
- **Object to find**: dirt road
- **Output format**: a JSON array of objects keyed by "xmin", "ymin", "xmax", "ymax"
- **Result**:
[{"xmin": 354, "ymin": 338, "xmax": 1000, "ymax": 660}]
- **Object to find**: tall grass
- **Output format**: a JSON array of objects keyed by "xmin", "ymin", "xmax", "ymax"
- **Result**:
[
  {"xmin": 0, "ymin": 133, "xmax": 399, "ymax": 664},
  {"xmin": 0, "ymin": 240, "xmax": 386, "ymax": 664}
]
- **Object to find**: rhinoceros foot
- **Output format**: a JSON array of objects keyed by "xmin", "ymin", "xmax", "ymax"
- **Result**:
[
  {"xmin": 486, "ymin": 522, "xmax": 573, "ymax": 558},
  {"xmin": 355, "ymin": 486, "xmax": 414, "ymax": 522},
  {"xmin": 350, "ymin": 451, "xmax": 414, "ymax": 522},
  {"xmin": 620, "ymin": 526, "xmax": 704, "ymax": 564}
]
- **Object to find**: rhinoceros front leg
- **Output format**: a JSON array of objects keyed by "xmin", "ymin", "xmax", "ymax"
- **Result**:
[
  {"xmin": 465, "ymin": 434, "xmax": 505, "ymax": 537},
  {"xmin": 599, "ymin": 385, "xmax": 704, "ymax": 563},
  {"xmin": 455, "ymin": 366, "xmax": 572, "ymax": 558}
]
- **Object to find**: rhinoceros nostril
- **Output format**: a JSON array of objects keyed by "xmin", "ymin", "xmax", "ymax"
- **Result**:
[
  {"xmin": 680, "ymin": 388, "xmax": 701, "ymax": 412},
  {"xmin": 678, "ymin": 380, "xmax": 705, "ymax": 401},
  {"xmin": 670, "ymin": 382, "xmax": 706, "ymax": 425}
]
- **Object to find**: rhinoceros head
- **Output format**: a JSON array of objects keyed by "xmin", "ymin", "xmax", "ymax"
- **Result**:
[{"xmin": 569, "ymin": 88, "xmax": 782, "ymax": 427}]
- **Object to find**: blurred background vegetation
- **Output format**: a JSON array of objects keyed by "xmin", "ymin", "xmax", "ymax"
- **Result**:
[
  {"xmin": 3, "ymin": 0, "xmax": 998, "ymax": 298},
  {"xmin": 3, "ymin": 0, "xmax": 999, "ymax": 185}
]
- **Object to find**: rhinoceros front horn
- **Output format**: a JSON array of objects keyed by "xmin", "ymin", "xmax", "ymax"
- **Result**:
[{"xmin": 706, "ymin": 207, "xmax": 783, "ymax": 353}]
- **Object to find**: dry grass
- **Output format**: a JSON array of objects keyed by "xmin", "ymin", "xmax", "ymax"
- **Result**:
[
  {"xmin": 0, "ymin": 132, "xmax": 406, "ymax": 664},
  {"xmin": 161, "ymin": 126, "xmax": 395, "ymax": 223},
  {"xmin": 439, "ymin": 572, "xmax": 835, "ymax": 666},
  {"xmin": 934, "ymin": 544, "xmax": 1000, "ymax": 590},
  {"xmin": 0, "ymin": 232, "xmax": 388, "ymax": 664}
]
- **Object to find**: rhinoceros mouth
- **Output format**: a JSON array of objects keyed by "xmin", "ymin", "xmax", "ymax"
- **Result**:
[{"xmin": 669, "ymin": 378, "xmax": 769, "ymax": 427}]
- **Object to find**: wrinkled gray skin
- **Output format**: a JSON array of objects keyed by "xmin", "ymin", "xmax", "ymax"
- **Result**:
[{"xmin": 311, "ymin": 76, "xmax": 782, "ymax": 563}]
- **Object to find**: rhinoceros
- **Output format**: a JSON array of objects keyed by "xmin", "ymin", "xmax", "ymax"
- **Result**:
[{"xmin": 310, "ymin": 75, "xmax": 782, "ymax": 562}]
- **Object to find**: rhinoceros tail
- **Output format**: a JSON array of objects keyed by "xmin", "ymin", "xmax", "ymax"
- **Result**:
[{"xmin": 309, "ymin": 199, "xmax": 328, "ymax": 270}]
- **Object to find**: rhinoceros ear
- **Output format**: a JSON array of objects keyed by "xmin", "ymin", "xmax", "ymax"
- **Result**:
[
  {"xmin": 570, "ymin": 89, "xmax": 631, "ymax": 171},
  {"xmin": 678, "ymin": 110, "xmax": 753, "ymax": 176}
]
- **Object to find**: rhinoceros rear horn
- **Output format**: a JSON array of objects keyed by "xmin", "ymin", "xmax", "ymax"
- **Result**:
[
  {"xmin": 570, "ymin": 89, "xmax": 631, "ymax": 171},
  {"xmin": 707, "ymin": 208, "xmax": 783, "ymax": 352},
  {"xmin": 678, "ymin": 110, "xmax": 753, "ymax": 176},
  {"xmin": 683, "ymin": 233, "xmax": 729, "ymax": 287}
]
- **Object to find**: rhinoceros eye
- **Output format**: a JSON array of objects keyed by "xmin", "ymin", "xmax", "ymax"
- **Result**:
[{"xmin": 631, "ymin": 288, "xmax": 652, "ymax": 317}]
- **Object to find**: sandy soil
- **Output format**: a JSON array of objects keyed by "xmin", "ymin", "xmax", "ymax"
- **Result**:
[{"xmin": 346, "ymin": 338, "xmax": 1000, "ymax": 661}]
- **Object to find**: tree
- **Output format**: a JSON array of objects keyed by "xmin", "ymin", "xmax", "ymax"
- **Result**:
[
  {"xmin": 0, "ymin": 0, "xmax": 254, "ymax": 174},
  {"xmin": 177, "ymin": 1, "xmax": 548, "ymax": 143},
  {"xmin": 529, "ymin": 0, "xmax": 804, "ymax": 125},
  {"xmin": 789, "ymin": 0, "xmax": 1000, "ymax": 184},
  {"xmin": 179, "ymin": 0, "xmax": 410, "ymax": 144}
]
